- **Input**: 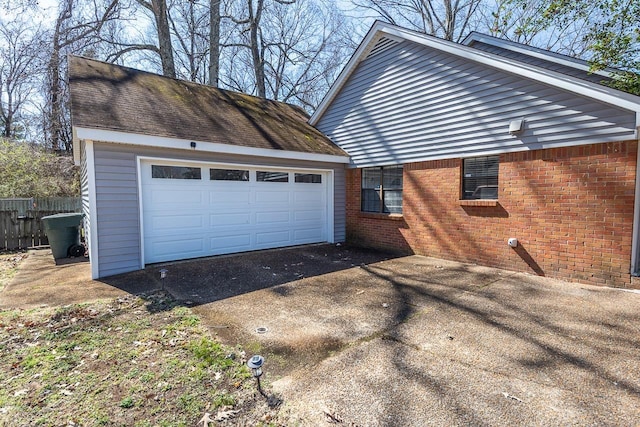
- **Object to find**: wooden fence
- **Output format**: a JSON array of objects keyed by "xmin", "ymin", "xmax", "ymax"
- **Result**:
[{"xmin": 0, "ymin": 197, "xmax": 82, "ymax": 250}]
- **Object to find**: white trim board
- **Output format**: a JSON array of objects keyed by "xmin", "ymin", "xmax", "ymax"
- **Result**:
[
  {"xmin": 310, "ymin": 21, "xmax": 640, "ymax": 125},
  {"xmin": 461, "ymin": 32, "xmax": 615, "ymax": 78},
  {"xmin": 75, "ymin": 127, "xmax": 350, "ymax": 165},
  {"xmin": 84, "ymin": 140, "xmax": 100, "ymax": 280}
]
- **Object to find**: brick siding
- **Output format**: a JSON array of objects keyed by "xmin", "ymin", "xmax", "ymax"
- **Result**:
[{"xmin": 346, "ymin": 141, "xmax": 638, "ymax": 288}]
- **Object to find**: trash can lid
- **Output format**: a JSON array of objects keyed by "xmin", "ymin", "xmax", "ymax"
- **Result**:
[
  {"xmin": 42, "ymin": 212, "xmax": 84, "ymax": 229},
  {"xmin": 41, "ymin": 212, "xmax": 84, "ymax": 220}
]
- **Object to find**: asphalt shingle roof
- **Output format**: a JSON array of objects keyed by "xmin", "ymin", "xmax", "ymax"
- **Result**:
[{"xmin": 68, "ymin": 56, "xmax": 347, "ymax": 157}]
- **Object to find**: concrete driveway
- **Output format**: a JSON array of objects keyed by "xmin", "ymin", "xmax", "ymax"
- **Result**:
[
  {"xmin": 193, "ymin": 253, "xmax": 640, "ymax": 426},
  {"xmin": 3, "ymin": 244, "xmax": 640, "ymax": 425}
]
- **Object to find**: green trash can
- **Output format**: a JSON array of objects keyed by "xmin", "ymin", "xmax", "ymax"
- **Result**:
[{"xmin": 42, "ymin": 213, "xmax": 84, "ymax": 259}]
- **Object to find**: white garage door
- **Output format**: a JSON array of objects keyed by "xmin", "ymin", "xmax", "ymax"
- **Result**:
[{"xmin": 140, "ymin": 160, "xmax": 330, "ymax": 264}]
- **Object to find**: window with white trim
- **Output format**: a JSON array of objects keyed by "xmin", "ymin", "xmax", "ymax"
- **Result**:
[
  {"xmin": 295, "ymin": 173, "xmax": 322, "ymax": 183},
  {"xmin": 257, "ymin": 171, "xmax": 288, "ymax": 182},
  {"xmin": 152, "ymin": 165, "xmax": 201, "ymax": 180},
  {"xmin": 210, "ymin": 168, "xmax": 249, "ymax": 181}
]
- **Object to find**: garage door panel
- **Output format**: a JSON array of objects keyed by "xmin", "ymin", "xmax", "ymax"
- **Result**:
[
  {"xmin": 142, "ymin": 160, "xmax": 329, "ymax": 264},
  {"xmin": 151, "ymin": 237, "xmax": 205, "ymax": 257},
  {"xmin": 256, "ymin": 230, "xmax": 290, "ymax": 246},
  {"xmin": 294, "ymin": 210, "xmax": 323, "ymax": 222},
  {"xmin": 150, "ymin": 189, "xmax": 204, "ymax": 206},
  {"xmin": 209, "ymin": 234, "xmax": 252, "ymax": 252},
  {"xmin": 256, "ymin": 211, "xmax": 290, "ymax": 224},
  {"xmin": 294, "ymin": 228, "xmax": 324, "ymax": 242},
  {"xmin": 210, "ymin": 212, "xmax": 251, "ymax": 227},
  {"xmin": 294, "ymin": 190, "xmax": 323, "ymax": 203},
  {"xmin": 210, "ymin": 190, "xmax": 251, "ymax": 205},
  {"xmin": 256, "ymin": 190, "xmax": 289, "ymax": 203},
  {"xmin": 152, "ymin": 214, "xmax": 204, "ymax": 230}
]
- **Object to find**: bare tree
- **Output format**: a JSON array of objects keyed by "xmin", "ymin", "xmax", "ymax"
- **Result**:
[
  {"xmin": 226, "ymin": 0, "xmax": 296, "ymax": 98},
  {"xmin": 0, "ymin": 21, "xmax": 45, "ymax": 139},
  {"xmin": 353, "ymin": 0, "xmax": 484, "ymax": 42},
  {"xmin": 46, "ymin": 0, "xmax": 120, "ymax": 151},
  {"xmin": 135, "ymin": 0, "xmax": 176, "ymax": 77},
  {"xmin": 209, "ymin": 0, "xmax": 221, "ymax": 86},
  {"xmin": 168, "ymin": 0, "xmax": 209, "ymax": 82},
  {"xmin": 259, "ymin": 0, "xmax": 353, "ymax": 109}
]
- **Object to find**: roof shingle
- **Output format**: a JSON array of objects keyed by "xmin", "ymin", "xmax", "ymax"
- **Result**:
[{"xmin": 68, "ymin": 56, "xmax": 347, "ymax": 157}]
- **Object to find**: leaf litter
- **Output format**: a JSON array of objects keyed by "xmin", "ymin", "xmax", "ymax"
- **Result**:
[{"xmin": 0, "ymin": 291, "xmax": 278, "ymax": 425}]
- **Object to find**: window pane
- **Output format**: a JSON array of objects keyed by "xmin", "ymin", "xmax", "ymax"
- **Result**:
[
  {"xmin": 152, "ymin": 165, "xmax": 201, "ymax": 180},
  {"xmin": 383, "ymin": 190, "xmax": 403, "ymax": 214},
  {"xmin": 257, "ymin": 171, "xmax": 288, "ymax": 182},
  {"xmin": 361, "ymin": 189, "xmax": 381, "ymax": 212},
  {"xmin": 210, "ymin": 169, "xmax": 249, "ymax": 181},
  {"xmin": 383, "ymin": 165, "xmax": 403, "ymax": 189},
  {"xmin": 361, "ymin": 165, "xmax": 403, "ymax": 213},
  {"xmin": 362, "ymin": 168, "xmax": 381, "ymax": 189},
  {"xmin": 462, "ymin": 156, "xmax": 499, "ymax": 200},
  {"xmin": 295, "ymin": 173, "xmax": 322, "ymax": 183}
]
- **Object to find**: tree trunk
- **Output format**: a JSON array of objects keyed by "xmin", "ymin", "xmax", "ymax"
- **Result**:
[
  {"xmin": 209, "ymin": 0, "xmax": 220, "ymax": 87},
  {"xmin": 249, "ymin": 0, "xmax": 266, "ymax": 97},
  {"xmin": 151, "ymin": 0, "xmax": 176, "ymax": 78},
  {"xmin": 47, "ymin": 2, "xmax": 68, "ymax": 151},
  {"xmin": 1, "ymin": 90, "xmax": 13, "ymax": 137}
]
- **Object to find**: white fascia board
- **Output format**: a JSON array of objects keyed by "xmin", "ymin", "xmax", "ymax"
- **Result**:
[
  {"xmin": 136, "ymin": 156, "xmax": 146, "ymax": 271},
  {"xmin": 84, "ymin": 140, "xmax": 100, "ymax": 280},
  {"xmin": 72, "ymin": 128, "xmax": 80, "ymax": 165},
  {"xmin": 74, "ymin": 127, "xmax": 350, "ymax": 164},
  {"xmin": 311, "ymin": 22, "xmax": 640, "ymax": 125},
  {"xmin": 461, "ymin": 32, "xmax": 614, "ymax": 78}
]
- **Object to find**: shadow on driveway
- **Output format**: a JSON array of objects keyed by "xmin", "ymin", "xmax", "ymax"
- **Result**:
[
  {"xmin": 99, "ymin": 244, "xmax": 399, "ymax": 307},
  {"xmin": 4, "ymin": 244, "xmax": 640, "ymax": 425}
]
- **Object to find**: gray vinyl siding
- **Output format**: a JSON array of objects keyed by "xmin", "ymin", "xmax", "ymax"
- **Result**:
[
  {"xmin": 469, "ymin": 41, "xmax": 611, "ymax": 85},
  {"xmin": 93, "ymin": 145, "xmax": 140, "ymax": 277},
  {"xmin": 92, "ymin": 142, "xmax": 346, "ymax": 278},
  {"xmin": 316, "ymin": 40, "xmax": 637, "ymax": 168}
]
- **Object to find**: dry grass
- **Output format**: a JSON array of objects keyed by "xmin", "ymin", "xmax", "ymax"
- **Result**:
[
  {"xmin": 0, "ymin": 251, "xmax": 27, "ymax": 292},
  {"xmin": 0, "ymin": 291, "xmax": 279, "ymax": 426}
]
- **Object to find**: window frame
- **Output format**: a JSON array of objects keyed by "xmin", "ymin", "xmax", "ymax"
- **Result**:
[
  {"xmin": 210, "ymin": 168, "xmax": 250, "ymax": 181},
  {"xmin": 461, "ymin": 155, "xmax": 499, "ymax": 200},
  {"xmin": 256, "ymin": 171, "xmax": 289, "ymax": 183},
  {"xmin": 294, "ymin": 173, "xmax": 322, "ymax": 184},
  {"xmin": 151, "ymin": 165, "xmax": 202, "ymax": 180},
  {"xmin": 361, "ymin": 165, "xmax": 403, "ymax": 214}
]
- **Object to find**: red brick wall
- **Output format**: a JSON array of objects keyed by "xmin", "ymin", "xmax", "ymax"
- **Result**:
[{"xmin": 346, "ymin": 141, "xmax": 638, "ymax": 288}]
